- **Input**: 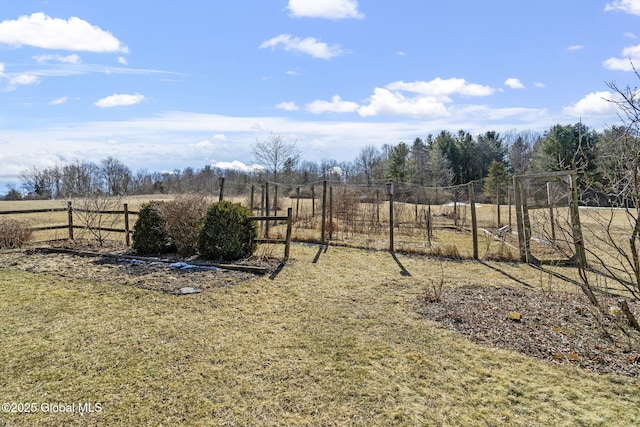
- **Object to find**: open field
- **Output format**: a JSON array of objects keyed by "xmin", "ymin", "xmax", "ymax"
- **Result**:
[{"xmin": 1, "ymin": 243, "xmax": 639, "ymax": 426}]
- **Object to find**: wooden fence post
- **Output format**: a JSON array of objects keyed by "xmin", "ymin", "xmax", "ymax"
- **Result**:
[
  {"xmin": 569, "ymin": 173, "xmax": 587, "ymax": 268},
  {"xmin": 387, "ymin": 182, "xmax": 394, "ymax": 252},
  {"xmin": 547, "ymin": 181, "xmax": 556, "ymax": 243},
  {"xmin": 296, "ymin": 186, "xmax": 300, "ymax": 220},
  {"xmin": 469, "ymin": 182, "xmax": 478, "ymax": 260},
  {"xmin": 265, "ymin": 182, "xmax": 270, "ymax": 238},
  {"xmin": 427, "ymin": 204, "xmax": 432, "ymax": 246},
  {"xmin": 453, "ymin": 189, "xmax": 459, "ymax": 227},
  {"xmin": 250, "ymin": 184, "xmax": 255, "ymax": 212},
  {"xmin": 508, "ymin": 186, "xmax": 512, "ymax": 235},
  {"xmin": 321, "ymin": 180, "xmax": 327, "ymax": 244},
  {"xmin": 218, "ymin": 177, "xmax": 225, "ymax": 201},
  {"xmin": 67, "ymin": 201, "xmax": 74, "ymax": 240},
  {"xmin": 513, "ymin": 176, "xmax": 526, "ymax": 262},
  {"xmin": 311, "ymin": 185, "xmax": 315, "ymax": 217},
  {"xmin": 496, "ymin": 186, "xmax": 501, "ymax": 227},
  {"xmin": 273, "ymin": 184, "xmax": 278, "ymax": 219},
  {"xmin": 124, "ymin": 203, "xmax": 130, "ymax": 247},
  {"xmin": 329, "ymin": 186, "xmax": 334, "ymax": 240},
  {"xmin": 284, "ymin": 208, "xmax": 292, "ymax": 260}
]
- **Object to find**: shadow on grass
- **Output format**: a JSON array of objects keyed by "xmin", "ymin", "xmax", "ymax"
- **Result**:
[
  {"xmin": 269, "ymin": 261, "xmax": 286, "ymax": 280},
  {"xmin": 477, "ymin": 260, "xmax": 534, "ymax": 289},
  {"xmin": 391, "ymin": 252, "xmax": 411, "ymax": 277},
  {"xmin": 312, "ymin": 244, "xmax": 329, "ymax": 264}
]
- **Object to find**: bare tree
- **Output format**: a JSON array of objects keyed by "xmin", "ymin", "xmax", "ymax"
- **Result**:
[
  {"xmin": 355, "ymin": 145, "xmax": 381, "ymax": 186},
  {"xmin": 251, "ymin": 134, "xmax": 300, "ymax": 182},
  {"xmin": 101, "ymin": 157, "xmax": 131, "ymax": 196},
  {"xmin": 20, "ymin": 166, "xmax": 53, "ymax": 199},
  {"xmin": 547, "ymin": 66, "xmax": 640, "ymax": 331},
  {"xmin": 61, "ymin": 159, "xmax": 102, "ymax": 197}
]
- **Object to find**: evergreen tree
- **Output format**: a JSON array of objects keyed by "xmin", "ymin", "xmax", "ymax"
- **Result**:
[
  {"xmin": 386, "ymin": 142, "xmax": 412, "ymax": 183},
  {"xmin": 483, "ymin": 160, "xmax": 510, "ymax": 202}
]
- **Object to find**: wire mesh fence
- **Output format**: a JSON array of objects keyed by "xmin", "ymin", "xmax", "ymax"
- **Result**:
[
  {"xmin": 227, "ymin": 178, "xmax": 520, "ymax": 260},
  {"xmin": 3, "ymin": 175, "xmax": 583, "ymax": 263}
]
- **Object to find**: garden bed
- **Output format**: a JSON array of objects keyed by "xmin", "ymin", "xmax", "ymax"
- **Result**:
[
  {"xmin": 415, "ymin": 284, "xmax": 640, "ymax": 377},
  {"xmin": 0, "ymin": 240, "xmax": 279, "ymax": 294}
]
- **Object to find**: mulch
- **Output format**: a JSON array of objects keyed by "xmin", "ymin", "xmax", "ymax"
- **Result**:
[
  {"xmin": 415, "ymin": 284, "xmax": 640, "ymax": 377},
  {"xmin": 0, "ymin": 240, "xmax": 279, "ymax": 294}
]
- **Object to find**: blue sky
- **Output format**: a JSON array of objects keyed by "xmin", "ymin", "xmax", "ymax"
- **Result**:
[{"xmin": 1, "ymin": 0, "xmax": 640, "ymax": 191}]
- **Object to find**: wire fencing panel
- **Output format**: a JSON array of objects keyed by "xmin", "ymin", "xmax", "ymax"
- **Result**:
[{"xmin": 242, "ymin": 180, "xmax": 482, "ymax": 257}]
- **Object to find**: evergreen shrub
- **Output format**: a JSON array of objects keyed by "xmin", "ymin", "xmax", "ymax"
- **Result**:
[{"xmin": 198, "ymin": 201, "xmax": 257, "ymax": 260}]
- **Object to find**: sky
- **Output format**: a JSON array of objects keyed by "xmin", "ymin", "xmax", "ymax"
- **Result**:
[{"xmin": 2, "ymin": 0, "xmax": 640, "ymax": 192}]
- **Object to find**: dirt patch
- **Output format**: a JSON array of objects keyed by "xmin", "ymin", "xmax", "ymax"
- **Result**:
[
  {"xmin": 415, "ymin": 284, "xmax": 640, "ymax": 377},
  {"xmin": 0, "ymin": 241, "xmax": 278, "ymax": 294}
]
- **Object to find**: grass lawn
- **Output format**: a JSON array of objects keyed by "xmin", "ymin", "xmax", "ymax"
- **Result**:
[{"xmin": 1, "ymin": 244, "xmax": 639, "ymax": 426}]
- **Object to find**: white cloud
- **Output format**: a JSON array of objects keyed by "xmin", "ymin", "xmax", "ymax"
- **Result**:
[
  {"xmin": 625, "ymin": 32, "xmax": 638, "ymax": 39},
  {"xmin": 567, "ymin": 44, "xmax": 584, "ymax": 51},
  {"xmin": 94, "ymin": 93, "xmax": 144, "ymax": 107},
  {"xmin": 260, "ymin": 34, "xmax": 345, "ymax": 59},
  {"xmin": 386, "ymin": 78, "xmax": 495, "ymax": 97},
  {"xmin": 213, "ymin": 160, "xmax": 263, "ymax": 173},
  {"xmin": 117, "ymin": 56, "xmax": 128, "ymax": 65},
  {"xmin": 192, "ymin": 140, "xmax": 214, "ymax": 149},
  {"xmin": 352, "ymin": 78, "xmax": 496, "ymax": 118},
  {"xmin": 49, "ymin": 96, "xmax": 69, "ymax": 105},
  {"xmin": 0, "ymin": 63, "xmax": 6, "ymax": 78},
  {"xmin": 287, "ymin": 0, "xmax": 364, "ymax": 19},
  {"xmin": 563, "ymin": 91, "xmax": 619, "ymax": 116},
  {"xmin": 285, "ymin": 70, "xmax": 301, "ymax": 76},
  {"xmin": 0, "ymin": 13, "xmax": 128, "ymax": 53},
  {"xmin": 34, "ymin": 54, "xmax": 81, "ymax": 64},
  {"xmin": 605, "ymin": 0, "xmax": 640, "ymax": 15},
  {"xmin": 358, "ymin": 88, "xmax": 449, "ymax": 117},
  {"xmin": 603, "ymin": 43, "xmax": 640, "ymax": 70},
  {"xmin": 504, "ymin": 78, "xmax": 525, "ymax": 89},
  {"xmin": 276, "ymin": 101, "xmax": 300, "ymax": 111},
  {"xmin": 306, "ymin": 95, "xmax": 359, "ymax": 114},
  {"xmin": 9, "ymin": 74, "xmax": 39, "ymax": 86},
  {"xmin": 397, "ymin": 51, "xmax": 406, "ymax": 56},
  {"xmin": 534, "ymin": 82, "xmax": 546, "ymax": 88}
]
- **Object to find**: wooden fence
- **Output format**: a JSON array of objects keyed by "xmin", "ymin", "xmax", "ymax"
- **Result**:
[
  {"xmin": 0, "ymin": 201, "xmax": 137, "ymax": 246},
  {"xmin": 0, "ymin": 201, "xmax": 293, "ymax": 260}
]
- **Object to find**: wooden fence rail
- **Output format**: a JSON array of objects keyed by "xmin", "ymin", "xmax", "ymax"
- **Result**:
[
  {"xmin": 0, "ymin": 202, "xmax": 138, "ymax": 245},
  {"xmin": 2, "ymin": 201, "xmax": 293, "ymax": 260},
  {"xmin": 249, "ymin": 208, "xmax": 293, "ymax": 260}
]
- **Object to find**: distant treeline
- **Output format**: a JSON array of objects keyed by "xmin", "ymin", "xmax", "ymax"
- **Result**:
[{"xmin": 4, "ymin": 122, "xmax": 628, "ymax": 201}]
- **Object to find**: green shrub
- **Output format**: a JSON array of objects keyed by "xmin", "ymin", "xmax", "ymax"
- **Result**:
[
  {"xmin": 132, "ymin": 201, "xmax": 173, "ymax": 255},
  {"xmin": 198, "ymin": 201, "xmax": 257, "ymax": 260}
]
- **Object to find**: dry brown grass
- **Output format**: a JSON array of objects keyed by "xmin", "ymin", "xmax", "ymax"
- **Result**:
[{"xmin": 1, "ymin": 244, "xmax": 639, "ymax": 426}]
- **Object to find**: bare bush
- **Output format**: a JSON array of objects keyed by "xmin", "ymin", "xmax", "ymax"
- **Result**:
[
  {"xmin": 418, "ymin": 264, "xmax": 447, "ymax": 304},
  {"xmin": 74, "ymin": 192, "xmax": 123, "ymax": 246},
  {"xmin": 161, "ymin": 193, "xmax": 210, "ymax": 256},
  {"xmin": 0, "ymin": 219, "xmax": 33, "ymax": 249}
]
